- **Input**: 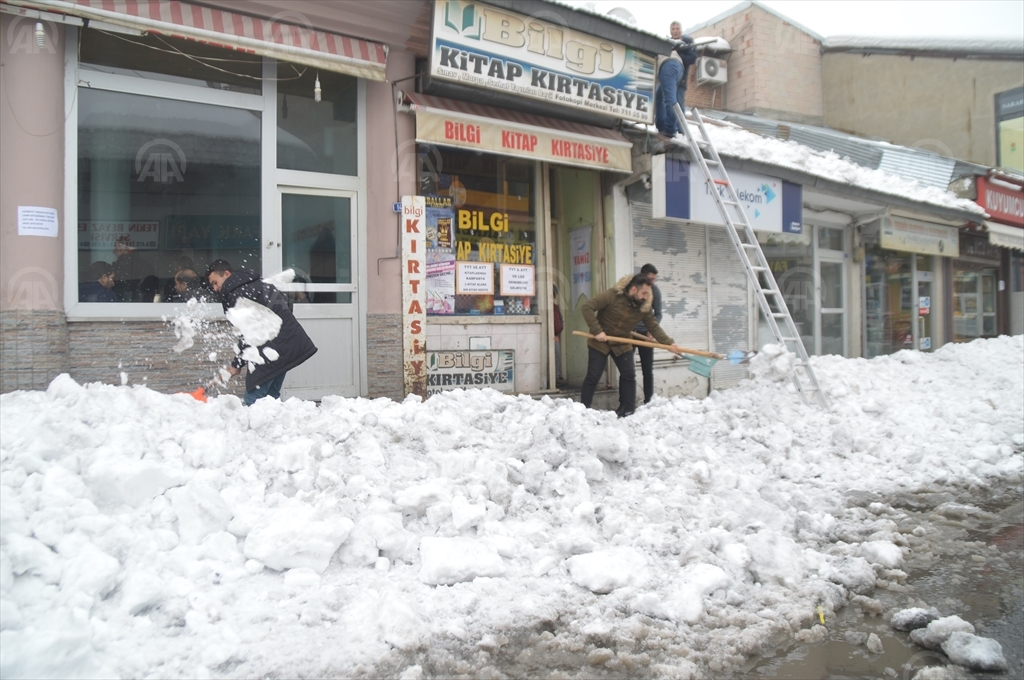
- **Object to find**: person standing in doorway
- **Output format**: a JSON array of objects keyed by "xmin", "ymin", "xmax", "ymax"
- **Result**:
[
  {"xmin": 206, "ymin": 260, "xmax": 318, "ymax": 405},
  {"xmin": 553, "ymin": 285, "xmax": 565, "ymax": 388},
  {"xmin": 581, "ymin": 273, "xmax": 681, "ymax": 417},
  {"xmin": 655, "ymin": 22, "xmax": 698, "ymax": 138},
  {"xmin": 634, "ymin": 264, "xmax": 663, "ymax": 405}
]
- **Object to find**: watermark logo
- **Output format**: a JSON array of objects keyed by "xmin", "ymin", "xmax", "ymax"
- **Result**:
[
  {"xmin": 392, "ymin": 139, "xmax": 444, "ymax": 193},
  {"xmin": 135, "ymin": 139, "xmax": 186, "ymax": 183},
  {"xmin": 773, "ymin": 264, "xmax": 837, "ymax": 313},
  {"xmin": 266, "ymin": 10, "xmax": 314, "ymax": 43},
  {"xmin": 902, "ymin": 650, "xmax": 948, "ymax": 680},
  {"xmin": 4, "ymin": 266, "xmax": 59, "ymax": 310},
  {"xmin": 5, "ymin": 16, "xmax": 57, "ymax": 55},
  {"xmin": 910, "ymin": 138, "xmax": 954, "ymax": 159}
]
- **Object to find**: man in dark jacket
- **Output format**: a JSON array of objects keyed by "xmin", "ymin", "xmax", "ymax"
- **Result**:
[
  {"xmin": 581, "ymin": 273, "xmax": 681, "ymax": 417},
  {"xmin": 633, "ymin": 264, "xmax": 663, "ymax": 405},
  {"xmin": 206, "ymin": 260, "xmax": 318, "ymax": 405},
  {"xmin": 655, "ymin": 25, "xmax": 698, "ymax": 137}
]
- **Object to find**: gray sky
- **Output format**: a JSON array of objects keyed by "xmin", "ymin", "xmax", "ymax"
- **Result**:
[{"xmin": 565, "ymin": 1, "xmax": 1024, "ymax": 39}]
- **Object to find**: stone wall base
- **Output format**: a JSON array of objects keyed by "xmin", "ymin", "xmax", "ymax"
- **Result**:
[
  {"xmin": 0, "ymin": 309, "xmax": 70, "ymax": 392},
  {"xmin": 366, "ymin": 313, "xmax": 403, "ymax": 401}
]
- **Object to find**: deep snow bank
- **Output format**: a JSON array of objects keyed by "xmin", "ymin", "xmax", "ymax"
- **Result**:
[{"xmin": 1, "ymin": 336, "xmax": 1021, "ymax": 678}]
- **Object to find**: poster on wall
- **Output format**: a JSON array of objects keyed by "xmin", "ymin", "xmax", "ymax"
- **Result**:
[
  {"xmin": 427, "ymin": 349, "xmax": 515, "ymax": 395},
  {"xmin": 425, "ymin": 195, "xmax": 455, "ymax": 248},
  {"xmin": 457, "ymin": 261, "xmax": 494, "ymax": 294},
  {"xmin": 426, "ymin": 250, "xmax": 456, "ymax": 314},
  {"xmin": 569, "ymin": 225, "xmax": 592, "ymax": 309},
  {"xmin": 500, "ymin": 264, "xmax": 535, "ymax": 296},
  {"xmin": 429, "ymin": 0, "xmax": 656, "ymax": 124},
  {"xmin": 78, "ymin": 220, "xmax": 160, "ymax": 250}
]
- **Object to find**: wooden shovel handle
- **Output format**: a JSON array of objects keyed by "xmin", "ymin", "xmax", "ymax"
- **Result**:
[{"xmin": 572, "ymin": 330, "xmax": 724, "ymax": 359}]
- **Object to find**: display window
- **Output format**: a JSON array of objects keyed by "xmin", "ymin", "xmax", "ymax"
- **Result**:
[
  {"xmin": 418, "ymin": 146, "xmax": 538, "ymax": 316},
  {"xmin": 864, "ymin": 247, "xmax": 913, "ymax": 358}
]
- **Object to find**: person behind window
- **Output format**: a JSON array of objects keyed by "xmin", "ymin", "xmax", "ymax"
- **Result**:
[
  {"xmin": 112, "ymin": 236, "xmax": 155, "ymax": 302},
  {"xmin": 655, "ymin": 22, "xmax": 698, "ymax": 138},
  {"xmin": 166, "ymin": 268, "xmax": 209, "ymax": 303},
  {"xmin": 79, "ymin": 261, "xmax": 116, "ymax": 302},
  {"xmin": 553, "ymin": 284, "xmax": 565, "ymax": 388}
]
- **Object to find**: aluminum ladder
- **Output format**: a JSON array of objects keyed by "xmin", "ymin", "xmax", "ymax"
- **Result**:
[{"xmin": 672, "ymin": 104, "xmax": 829, "ymax": 408}]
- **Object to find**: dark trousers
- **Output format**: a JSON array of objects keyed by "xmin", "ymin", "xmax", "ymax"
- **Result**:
[
  {"xmin": 637, "ymin": 345, "xmax": 655, "ymax": 404},
  {"xmin": 581, "ymin": 347, "xmax": 637, "ymax": 415},
  {"xmin": 244, "ymin": 373, "xmax": 286, "ymax": 406},
  {"xmin": 655, "ymin": 59, "xmax": 686, "ymax": 136}
]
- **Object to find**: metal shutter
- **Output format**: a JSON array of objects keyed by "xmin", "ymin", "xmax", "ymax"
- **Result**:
[
  {"xmin": 708, "ymin": 225, "xmax": 751, "ymax": 389},
  {"xmin": 631, "ymin": 202, "xmax": 710, "ymax": 361}
]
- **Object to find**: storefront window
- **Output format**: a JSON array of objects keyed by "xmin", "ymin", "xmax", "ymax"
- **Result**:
[
  {"xmin": 277, "ymin": 64, "xmax": 357, "ymax": 175},
  {"xmin": 418, "ymin": 147, "xmax": 537, "ymax": 316},
  {"xmin": 864, "ymin": 247, "xmax": 913, "ymax": 358},
  {"xmin": 954, "ymin": 266, "xmax": 998, "ymax": 340},
  {"xmin": 77, "ymin": 88, "xmax": 261, "ymax": 302}
]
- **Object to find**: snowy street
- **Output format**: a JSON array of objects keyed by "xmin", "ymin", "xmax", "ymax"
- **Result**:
[{"xmin": 1, "ymin": 337, "xmax": 1021, "ymax": 678}]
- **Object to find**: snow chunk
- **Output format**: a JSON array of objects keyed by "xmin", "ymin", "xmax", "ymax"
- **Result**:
[
  {"xmin": 566, "ymin": 547, "xmax": 648, "ymax": 594},
  {"xmin": 910, "ymin": 615, "xmax": 975, "ymax": 650},
  {"xmin": 243, "ymin": 505, "xmax": 354, "ymax": 573},
  {"xmin": 451, "ymin": 496, "xmax": 487, "ymax": 531},
  {"xmin": 585, "ymin": 426, "xmax": 630, "ymax": 464},
  {"xmin": 418, "ymin": 537, "xmax": 506, "ymax": 585},
  {"xmin": 61, "ymin": 542, "xmax": 120, "ymax": 599},
  {"xmin": 941, "ymin": 632, "xmax": 1008, "ymax": 672},
  {"xmin": 225, "ymin": 296, "xmax": 282, "ymax": 348},
  {"xmin": 891, "ymin": 607, "xmax": 940, "ymax": 631},
  {"xmin": 861, "ymin": 540, "xmax": 904, "ymax": 568}
]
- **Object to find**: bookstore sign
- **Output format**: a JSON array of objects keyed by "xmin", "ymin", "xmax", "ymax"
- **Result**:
[{"xmin": 430, "ymin": 1, "xmax": 656, "ymax": 123}]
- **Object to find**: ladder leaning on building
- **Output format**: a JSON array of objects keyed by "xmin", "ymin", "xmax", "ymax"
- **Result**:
[{"xmin": 672, "ymin": 104, "xmax": 830, "ymax": 409}]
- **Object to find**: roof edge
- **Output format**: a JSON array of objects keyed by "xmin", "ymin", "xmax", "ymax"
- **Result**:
[{"xmin": 685, "ymin": 1, "xmax": 823, "ymax": 43}]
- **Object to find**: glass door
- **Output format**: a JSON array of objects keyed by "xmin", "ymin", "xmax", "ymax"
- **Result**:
[
  {"xmin": 818, "ymin": 260, "xmax": 846, "ymax": 355},
  {"xmin": 268, "ymin": 188, "xmax": 360, "ymax": 398}
]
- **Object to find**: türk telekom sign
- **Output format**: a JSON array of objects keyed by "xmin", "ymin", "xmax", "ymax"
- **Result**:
[
  {"xmin": 430, "ymin": 1, "xmax": 657, "ymax": 124},
  {"xmin": 977, "ymin": 176, "xmax": 1024, "ymax": 227}
]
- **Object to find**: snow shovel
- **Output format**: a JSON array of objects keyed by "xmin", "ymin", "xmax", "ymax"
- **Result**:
[
  {"xmin": 571, "ymin": 331, "xmax": 754, "ymax": 378},
  {"xmin": 181, "ymin": 366, "xmax": 232, "ymax": 402}
]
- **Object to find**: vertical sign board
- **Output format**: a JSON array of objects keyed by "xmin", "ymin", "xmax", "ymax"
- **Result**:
[
  {"xmin": 651, "ymin": 155, "xmax": 803, "ymax": 234},
  {"xmin": 402, "ymin": 196, "xmax": 427, "ymax": 397}
]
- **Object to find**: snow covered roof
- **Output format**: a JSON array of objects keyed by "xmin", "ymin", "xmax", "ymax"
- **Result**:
[
  {"xmin": 624, "ymin": 118, "xmax": 987, "ymax": 220},
  {"xmin": 544, "ymin": 0, "xmax": 672, "ymax": 43},
  {"xmin": 704, "ymin": 111, "xmax": 992, "ymax": 191},
  {"xmin": 824, "ymin": 35, "xmax": 1024, "ymax": 57},
  {"xmin": 684, "ymin": 1, "xmax": 824, "ymax": 43}
]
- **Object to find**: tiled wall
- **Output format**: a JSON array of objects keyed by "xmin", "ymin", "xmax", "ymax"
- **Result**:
[
  {"xmin": 426, "ymin": 320, "xmax": 546, "ymax": 394},
  {"xmin": 366, "ymin": 313, "xmax": 404, "ymax": 401},
  {"xmin": 0, "ymin": 310, "xmax": 69, "ymax": 392}
]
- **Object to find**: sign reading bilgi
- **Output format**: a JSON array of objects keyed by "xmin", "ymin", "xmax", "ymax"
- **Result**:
[
  {"xmin": 430, "ymin": 1, "xmax": 656, "ymax": 124},
  {"xmin": 651, "ymin": 155, "xmax": 803, "ymax": 234}
]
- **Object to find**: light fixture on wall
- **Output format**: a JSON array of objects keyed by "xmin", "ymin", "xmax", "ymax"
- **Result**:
[
  {"xmin": 35, "ymin": 22, "xmax": 45, "ymax": 48},
  {"xmin": 314, "ymin": 74, "xmax": 321, "ymax": 103}
]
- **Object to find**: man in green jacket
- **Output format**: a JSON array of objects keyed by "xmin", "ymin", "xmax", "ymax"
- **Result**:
[{"xmin": 581, "ymin": 273, "xmax": 682, "ymax": 417}]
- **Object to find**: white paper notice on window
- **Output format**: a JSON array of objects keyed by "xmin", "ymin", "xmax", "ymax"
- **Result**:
[{"xmin": 17, "ymin": 206, "xmax": 59, "ymax": 238}]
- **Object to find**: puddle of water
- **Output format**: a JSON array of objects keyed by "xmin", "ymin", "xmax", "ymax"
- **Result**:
[{"xmin": 742, "ymin": 485, "xmax": 1024, "ymax": 680}]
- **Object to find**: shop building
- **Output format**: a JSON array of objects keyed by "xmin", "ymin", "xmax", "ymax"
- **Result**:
[{"xmin": 1, "ymin": 0, "xmax": 425, "ymax": 398}]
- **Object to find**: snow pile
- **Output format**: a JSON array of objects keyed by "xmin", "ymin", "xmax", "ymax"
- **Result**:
[{"xmin": 1, "ymin": 336, "xmax": 1021, "ymax": 678}]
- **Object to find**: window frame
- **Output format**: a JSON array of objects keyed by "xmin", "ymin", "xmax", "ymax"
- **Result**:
[{"xmin": 63, "ymin": 27, "xmax": 366, "ymax": 320}]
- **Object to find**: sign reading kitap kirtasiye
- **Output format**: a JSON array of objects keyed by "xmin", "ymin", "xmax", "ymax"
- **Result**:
[{"xmin": 430, "ymin": 0, "xmax": 656, "ymax": 124}]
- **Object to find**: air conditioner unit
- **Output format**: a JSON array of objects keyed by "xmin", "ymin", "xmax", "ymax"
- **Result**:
[{"xmin": 697, "ymin": 56, "xmax": 728, "ymax": 85}]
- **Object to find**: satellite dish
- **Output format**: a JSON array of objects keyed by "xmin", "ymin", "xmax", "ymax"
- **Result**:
[{"xmin": 606, "ymin": 7, "xmax": 638, "ymax": 26}]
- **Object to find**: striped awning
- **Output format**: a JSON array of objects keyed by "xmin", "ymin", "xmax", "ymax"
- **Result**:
[
  {"xmin": 403, "ymin": 92, "xmax": 633, "ymax": 173},
  {"xmin": 4, "ymin": 0, "xmax": 388, "ymax": 80}
]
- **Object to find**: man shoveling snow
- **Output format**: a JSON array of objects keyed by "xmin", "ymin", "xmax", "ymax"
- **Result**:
[{"xmin": 205, "ymin": 260, "xmax": 317, "ymax": 405}]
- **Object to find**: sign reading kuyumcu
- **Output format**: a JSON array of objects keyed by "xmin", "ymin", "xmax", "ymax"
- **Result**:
[{"xmin": 430, "ymin": 1, "xmax": 656, "ymax": 124}]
